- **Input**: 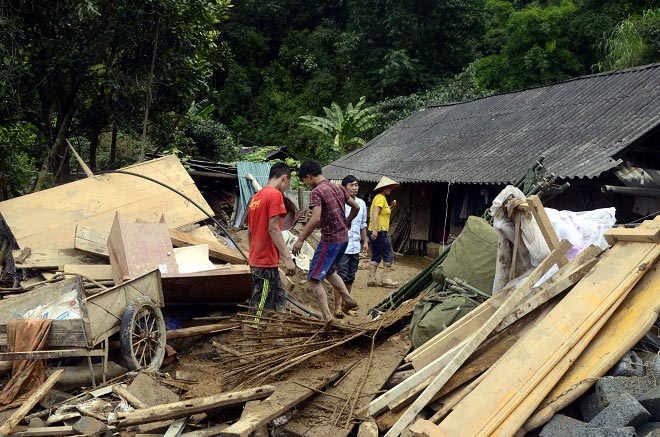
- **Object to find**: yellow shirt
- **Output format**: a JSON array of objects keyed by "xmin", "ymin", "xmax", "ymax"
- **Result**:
[{"xmin": 369, "ymin": 193, "xmax": 391, "ymax": 231}]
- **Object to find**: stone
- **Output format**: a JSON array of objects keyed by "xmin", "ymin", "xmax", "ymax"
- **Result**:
[
  {"xmin": 539, "ymin": 415, "xmax": 587, "ymax": 436},
  {"xmin": 584, "ymin": 427, "xmax": 636, "ymax": 437},
  {"xmin": 589, "ymin": 392, "xmax": 650, "ymax": 428},
  {"xmin": 39, "ymin": 388, "xmax": 73, "ymax": 409},
  {"xmin": 595, "ymin": 376, "xmax": 654, "ymax": 410},
  {"xmin": 127, "ymin": 373, "xmax": 179, "ymax": 433},
  {"xmin": 358, "ymin": 419, "xmax": 379, "ymax": 437},
  {"xmin": 649, "ymin": 354, "xmax": 660, "ymax": 383},
  {"xmin": 636, "ymin": 421, "xmax": 660, "ymax": 437},
  {"xmin": 609, "ymin": 351, "xmax": 644, "ymax": 377},
  {"xmin": 639, "ymin": 386, "xmax": 660, "ymax": 421},
  {"xmin": 27, "ymin": 417, "xmax": 45, "ymax": 428},
  {"xmin": 73, "ymin": 416, "xmax": 108, "ymax": 436},
  {"xmin": 127, "ymin": 373, "xmax": 179, "ymax": 407},
  {"xmin": 581, "ymin": 392, "xmax": 602, "ymax": 422}
]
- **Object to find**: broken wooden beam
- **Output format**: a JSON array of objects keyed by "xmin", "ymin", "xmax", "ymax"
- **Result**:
[
  {"xmin": 0, "ymin": 369, "xmax": 65, "ymax": 435},
  {"xmin": 12, "ymin": 248, "xmax": 104, "ymax": 269},
  {"xmin": 382, "ymin": 240, "xmax": 571, "ymax": 436},
  {"xmin": 110, "ymin": 386, "xmax": 275, "ymax": 428},
  {"xmin": 169, "ymin": 229, "xmax": 246, "ymax": 265},
  {"xmin": 604, "ymin": 216, "xmax": 660, "ymax": 245},
  {"xmin": 435, "ymin": 238, "xmax": 660, "ymax": 436},
  {"xmin": 113, "ymin": 384, "xmax": 149, "ymax": 409},
  {"xmin": 166, "ymin": 322, "xmax": 239, "ymax": 340}
]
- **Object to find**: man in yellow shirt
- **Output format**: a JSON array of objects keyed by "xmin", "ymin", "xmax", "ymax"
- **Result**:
[{"xmin": 368, "ymin": 176, "xmax": 399, "ymax": 288}]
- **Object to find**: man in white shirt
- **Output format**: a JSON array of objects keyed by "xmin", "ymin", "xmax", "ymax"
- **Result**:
[{"xmin": 335, "ymin": 175, "xmax": 368, "ymax": 318}]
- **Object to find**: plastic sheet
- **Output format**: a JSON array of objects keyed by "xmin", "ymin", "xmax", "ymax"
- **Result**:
[{"xmin": 490, "ymin": 185, "xmax": 616, "ymax": 293}]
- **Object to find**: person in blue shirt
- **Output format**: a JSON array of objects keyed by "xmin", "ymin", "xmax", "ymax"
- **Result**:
[{"xmin": 335, "ymin": 175, "xmax": 368, "ymax": 318}]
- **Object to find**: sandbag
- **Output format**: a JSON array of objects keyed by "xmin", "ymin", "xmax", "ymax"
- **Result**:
[
  {"xmin": 434, "ymin": 216, "xmax": 498, "ymax": 295},
  {"xmin": 410, "ymin": 293, "xmax": 478, "ymax": 349}
]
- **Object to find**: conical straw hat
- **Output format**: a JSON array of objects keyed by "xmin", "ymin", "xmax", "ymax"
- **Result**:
[{"xmin": 374, "ymin": 176, "xmax": 400, "ymax": 192}]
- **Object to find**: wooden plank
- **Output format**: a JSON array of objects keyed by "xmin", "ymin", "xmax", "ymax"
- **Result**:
[
  {"xmin": 0, "ymin": 349, "xmax": 105, "ymax": 360},
  {"xmin": 180, "ymin": 424, "xmax": 229, "ymax": 437},
  {"xmin": 435, "ymin": 240, "xmax": 660, "ymax": 437},
  {"xmin": 0, "ymin": 369, "xmax": 64, "ymax": 435},
  {"xmin": 189, "ymin": 225, "xmax": 218, "ymax": 242},
  {"xmin": 114, "ymin": 384, "xmax": 149, "ymax": 409},
  {"xmin": 221, "ymin": 365, "xmax": 350, "ymax": 436},
  {"xmin": 166, "ymin": 322, "xmax": 239, "ymax": 340},
  {"xmin": 525, "ymin": 195, "xmax": 568, "ymax": 267},
  {"xmin": 62, "ymin": 264, "xmax": 113, "ymax": 280},
  {"xmin": 108, "ymin": 213, "xmax": 179, "ymax": 285},
  {"xmin": 12, "ymin": 426, "xmax": 75, "ymax": 436},
  {"xmin": 83, "ymin": 270, "xmax": 163, "ymax": 344},
  {"xmin": 12, "ymin": 248, "xmax": 104, "ymax": 269},
  {"xmin": 170, "ymin": 229, "xmax": 246, "ymax": 265},
  {"xmin": 409, "ymin": 245, "xmax": 600, "ymax": 370},
  {"xmin": 604, "ymin": 217, "xmax": 660, "ymax": 245},
  {"xmin": 160, "ymin": 268, "xmax": 252, "ymax": 305},
  {"xmin": 0, "ymin": 277, "xmax": 83, "ymax": 324},
  {"xmin": 74, "ymin": 225, "xmax": 110, "ymax": 257},
  {"xmin": 362, "ymin": 341, "xmax": 466, "ymax": 418},
  {"xmin": 111, "ymin": 386, "xmax": 275, "ymax": 427},
  {"xmin": 383, "ymin": 240, "xmax": 572, "ymax": 437},
  {"xmin": 523, "ymin": 258, "xmax": 660, "ymax": 431},
  {"xmin": 164, "ymin": 417, "xmax": 188, "ymax": 437},
  {"xmin": 494, "ymin": 284, "xmax": 629, "ymax": 436},
  {"xmin": 0, "ymin": 155, "xmax": 211, "ymax": 250},
  {"xmin": 0, "ymin": 319, "xmax": 87, "ymax": 348}
]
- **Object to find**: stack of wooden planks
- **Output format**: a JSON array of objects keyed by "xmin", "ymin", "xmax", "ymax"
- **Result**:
[
  {"xmin": 0, "ymin": 155, "xmax": 253, "ymax": 304},
  {"xmin": 361, "ymin": 216, "xmax": 660, "ymax": 436}
]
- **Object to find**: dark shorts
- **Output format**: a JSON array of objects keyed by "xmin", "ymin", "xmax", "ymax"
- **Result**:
[
  {"xmin": 308, "ymin": 242, "xmax": 348, "ymax": 281},
  {"xmin": 368, "ymin": 230, "xmax": 394, "ymax": 265},
  {"xmin": 249, "ymin": 267, "xmax": 286, "ymax": 315},
  {"xmin": 337, "ymin": 253, "xmax": 360, "ymax": 284}
]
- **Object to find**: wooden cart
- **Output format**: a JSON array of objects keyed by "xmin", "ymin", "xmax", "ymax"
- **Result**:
[{"xmin": 0, "ymin": 270, "xmax": 166, "ymax": 386}]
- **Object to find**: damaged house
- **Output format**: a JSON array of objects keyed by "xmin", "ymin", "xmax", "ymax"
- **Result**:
[{"xmin": 324, "ymin": 63, "xmax": 660, "ymax": 255}]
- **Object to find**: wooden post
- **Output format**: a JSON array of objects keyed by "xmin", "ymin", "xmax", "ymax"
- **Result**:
[
  {"xmin": 525, "ymin": 195, "xmax": 568, "ymax": 267},
  {"xmin": 111, "ymin": 386, "xmax": 275, "ymax": 427}
]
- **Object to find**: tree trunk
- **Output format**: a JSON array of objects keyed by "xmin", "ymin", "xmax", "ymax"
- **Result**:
[
  {"xmin": 33, "ymin": 108, "xmax": 74, "ymax": 192},
  {"xmin": 139, "ymin": 19, "xmax": 160, "ymax": 162},
  {"xmin": 110, "ymin": 125, "xmax": 118, "ymax": 168},
  {"xmin": 89, "ymin": 126, "xmax": 100, "ymax": 171}
]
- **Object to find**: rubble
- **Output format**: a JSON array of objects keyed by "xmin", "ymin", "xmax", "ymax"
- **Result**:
[{"xmin": 0, "ymin": 154, "xmax": 658, "ymax": 436}]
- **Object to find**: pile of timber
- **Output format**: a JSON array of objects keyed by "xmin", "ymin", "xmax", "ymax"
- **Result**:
[
  {"xmin": 359, "ymin": 216, "xmax": 660, "ymax": 436},
  {"xmin": 0, "ymin": 155, "xmax": 253, "ymax": 304}
]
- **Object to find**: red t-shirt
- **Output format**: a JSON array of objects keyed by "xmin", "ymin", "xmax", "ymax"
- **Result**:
[{"xmin": 247, "ymin": 186, "xmax": 287, "ymax": 267}]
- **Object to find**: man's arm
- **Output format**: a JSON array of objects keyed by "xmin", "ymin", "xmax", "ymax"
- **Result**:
[
  {"xmin": 268, "ymin": 216, "xmax": 296, "ymax": 275},
  {"xmin": 360, "ymin": 227, "xmax": 368, "ymax": 253},
  {"xmin": 345, "ymin": 195, "xmax": 359, "ymax": 227},
  {"xmin": 292, "ymin": 206, "xmax": 321, "ymax": 255},
  {"xmin": 370, "ymin": 205, "xmax": 381, "ymax": 240}
]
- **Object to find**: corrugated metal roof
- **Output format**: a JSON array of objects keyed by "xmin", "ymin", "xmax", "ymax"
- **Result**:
[
  {"xmin": 234, "ymin": 161, "xmax": 272, "ymax": 226},
  {"xmin": 324, "ymin": 63, "xmax": 660, "ymax": 184}
]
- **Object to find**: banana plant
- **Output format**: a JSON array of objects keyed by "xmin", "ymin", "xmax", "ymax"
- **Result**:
[{"xmin": 299, "ymin": 96, "xmax": 377, "ymax": 154}]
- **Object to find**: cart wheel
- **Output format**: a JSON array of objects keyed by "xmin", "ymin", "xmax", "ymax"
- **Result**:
[{"xmin": 120, "ymin": 296, "xmax": 166, "ymax": 371}]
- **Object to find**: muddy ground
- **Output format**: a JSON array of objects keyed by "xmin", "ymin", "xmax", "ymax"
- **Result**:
[{"xmin": 168, "ymin": 252, "xmax": 430, "ymax": 400}]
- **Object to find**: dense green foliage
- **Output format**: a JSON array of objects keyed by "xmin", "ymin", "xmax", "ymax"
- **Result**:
[{"xmin": 1, "ymin": 0, "xmax": 659, "ymax": 194}]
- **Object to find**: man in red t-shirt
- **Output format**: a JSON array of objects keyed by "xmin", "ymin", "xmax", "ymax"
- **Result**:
[{"xmin": 247, "ymin": 162, "xmax": 296, "ymax": 315}]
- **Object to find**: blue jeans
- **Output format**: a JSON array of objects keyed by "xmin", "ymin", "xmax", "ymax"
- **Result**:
[{"xmin": 368, "ymin": 230, "xmax": 394, "ymax": 265}]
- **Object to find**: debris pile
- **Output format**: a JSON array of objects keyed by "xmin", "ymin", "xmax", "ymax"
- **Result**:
[{"xmin": 0, "ymin": 153, "xmax": 658, "ymax": 436}]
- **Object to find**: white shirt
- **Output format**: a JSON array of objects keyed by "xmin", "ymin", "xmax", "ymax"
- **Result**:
[{"xmin": 344, "ymin": 197, "xmax": 367, "ymax": 255}]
